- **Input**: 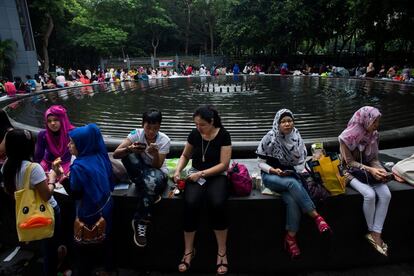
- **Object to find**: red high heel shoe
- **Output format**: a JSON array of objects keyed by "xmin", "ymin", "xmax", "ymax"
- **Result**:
[
  {"xmin": 315, "ymin": 215, "xmax": 331, "ymax": 234},
  {"xmin": 284, "ymin": 233, "xmax": 301, "ymax": 259}
]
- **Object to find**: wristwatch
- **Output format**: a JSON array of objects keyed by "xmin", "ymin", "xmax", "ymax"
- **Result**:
[{"xmin": 201, "ymin": 171, "xmax": 206, "ymax": 178}]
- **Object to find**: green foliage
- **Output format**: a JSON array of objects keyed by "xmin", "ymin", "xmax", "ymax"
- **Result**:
[
  {"xmin": 0, "ymin": 39, "xmax": 17, "ymax": 76},
  {"xmin": 27, "ymin": 0, "xmax": 414, "ymax": 66}
]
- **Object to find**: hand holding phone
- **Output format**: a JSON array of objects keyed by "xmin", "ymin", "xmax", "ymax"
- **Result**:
[
  {"xmin": 133, "ymin": 142, "xmax": 147, "ymax": 149},
  {"xmin": 283, "ymin": 169, "xmax": 295, "ymax": 175}
]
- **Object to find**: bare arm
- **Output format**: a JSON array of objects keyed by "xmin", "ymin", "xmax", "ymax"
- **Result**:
[
  {"xmin": 173, "ymin": 142, "xmax": 192, "ymax": 182},
  {"xmin": 113, "ymin": 138, "xmax": 145, "ymax": 159},
  {"xmin": 187, "ymin": 145, "xmax": 232, "ymax": 182},
  {"xmin": 35, "ymin": 180, "xmax": 53, "ymax": 202}
]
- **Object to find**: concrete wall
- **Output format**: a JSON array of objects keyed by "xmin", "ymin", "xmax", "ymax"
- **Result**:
[{"xmin": 0, "ymin": 0, "xmax": 38, "ymax": 79}]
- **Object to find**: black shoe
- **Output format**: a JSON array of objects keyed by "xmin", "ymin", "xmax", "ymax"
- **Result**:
[{"xmin": 132, "ymin": 219, "xmax": 148, "ymax": 247}]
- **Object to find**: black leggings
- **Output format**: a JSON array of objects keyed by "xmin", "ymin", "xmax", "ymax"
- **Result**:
[{"xmin": 184, "ymin": 175, "xmax": 229, "ymax": 232}]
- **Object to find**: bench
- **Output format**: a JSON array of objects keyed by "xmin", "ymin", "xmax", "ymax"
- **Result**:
[{"xmin": 104, "ymin": 153, "xmax": 414, "ymax": 273}]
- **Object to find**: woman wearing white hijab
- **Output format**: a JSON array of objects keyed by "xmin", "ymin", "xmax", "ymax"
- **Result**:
[{"xmin": 257, "ymin": 109, "xmax": 331, "ymax": 259}]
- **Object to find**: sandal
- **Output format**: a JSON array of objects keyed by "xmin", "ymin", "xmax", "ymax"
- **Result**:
[
  {"xmin": 314, "ymin": 215, "xmax": 332, "ymax": 234},
  {"xmin": 216, "ymin": 252, "xmax": 228, "ymax": 275},
  {"xmin": 284, "ymin": 233, "xmax": 300, "ymax": 259},
  {"xmin": 365, "ymin": 234, "xmax": 388, "ymax": 256},
  {"xmin": 178, "ymin": 249, "xmax": 195, "ymax": 272}
]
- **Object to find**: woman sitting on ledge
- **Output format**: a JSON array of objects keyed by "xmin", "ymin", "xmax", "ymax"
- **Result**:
[
  {"xmin": 257, "ymin": 108, "xmax": 331, "ymax": 259},
  {"xmin": 339, "ymin": 106, "xmax": 391, "ymax": 256},
  {"xmin": 173, "ymin": 105, "xmax": 231, "ymax": 275},
  {"xmin": 35, "ymin": 105, "xmax": 74, "ymax": 178}
]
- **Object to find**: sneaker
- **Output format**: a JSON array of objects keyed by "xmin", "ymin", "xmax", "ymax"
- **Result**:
[{"xmin": 132, "ymin": 219, "xmax": 148, "ymax": 247}]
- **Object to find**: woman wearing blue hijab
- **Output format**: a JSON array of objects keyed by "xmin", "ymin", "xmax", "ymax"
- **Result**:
[{"xmin": 64, "ymin": 124, "xmax": 114, "ymax": 275}]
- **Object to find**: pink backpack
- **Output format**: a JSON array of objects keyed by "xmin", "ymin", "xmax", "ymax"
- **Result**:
[{"xmin": 227, "ymin": 162, "xmax": 253, "ymax": 196}]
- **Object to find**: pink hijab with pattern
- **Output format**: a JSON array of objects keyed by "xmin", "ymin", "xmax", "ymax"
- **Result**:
[
  {"xmin": 45, "ymin": 105, "xmax": 74, "ymax": 158},
  {"xmin": 338, "ymin": 106, "xmax": 381, "ymax": 161}
]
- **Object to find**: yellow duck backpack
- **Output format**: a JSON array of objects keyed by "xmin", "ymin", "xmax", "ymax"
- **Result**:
[{"xmin": 14, "ymin": 163, "xmax": 55, "ymax": 242}]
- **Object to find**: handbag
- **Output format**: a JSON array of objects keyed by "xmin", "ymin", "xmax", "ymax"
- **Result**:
[
  {"xmin": 298, "ymin": 172, "xmax": 330, "ymax": 203},
  {"xmin": 73, "ymin": 195, "xmax": 111, "ymax": 244},
  {"xmin": 227, "ymin": 162, "xmax": 253, "ymax": 196},
  {"xmin": 392, "ymin": 154, "xmax": 414, "ymax": 185},
  {"xmin": 348, "ymin": 167, "xmax": 384, "ymax": 185},
  {"xmin": 74, "ymin": 216, "xmax": 106, "ymax": 244},
  {"xmin": 14, "ymin": 163, "xmax": 55, "ymax": 242},
  {"xmin": 306, "ymin": 152, "xmax": 346, "ymax": 196}
]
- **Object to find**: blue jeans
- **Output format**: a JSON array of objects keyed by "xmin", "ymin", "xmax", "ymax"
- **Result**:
[
  {"xmin": 122, "ymin": 153, "xmax": 167, "ymax": 222},
  {"xmin": 262, "ymin": 172, "xmax": 315, "ymax": 232}
]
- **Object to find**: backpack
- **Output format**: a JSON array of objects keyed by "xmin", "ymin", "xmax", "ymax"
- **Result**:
[
  {"xmin": 227, "ymin": 162, "xmax": 252, "ymax": 196},
  {"xmin": 14, "ymin": 163, "xmax": 55, "ymax": 242}
]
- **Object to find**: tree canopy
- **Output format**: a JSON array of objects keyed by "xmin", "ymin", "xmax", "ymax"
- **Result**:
[{"xmin": 28, "ymin": 0, "xmax": 414, "ymax": 70}]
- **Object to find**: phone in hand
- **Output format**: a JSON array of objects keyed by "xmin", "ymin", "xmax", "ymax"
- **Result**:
[
  {"xmin": 283, "ymin": 170, "xmax": 295, "ymax": 175},
  {"xmin": 149, "ymin": 143, "xmax": 159, "ymax": 150},
  {"xmin": 134, "ymin": 142, "xmax": 147, "ymax": 149}
]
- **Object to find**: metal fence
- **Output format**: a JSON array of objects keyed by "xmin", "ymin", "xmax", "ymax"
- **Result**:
[{"xmin": 101, "ymin": 55, "xmax": 227, "ymax": 70}]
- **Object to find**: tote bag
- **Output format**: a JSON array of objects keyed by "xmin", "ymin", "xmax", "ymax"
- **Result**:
[
  {"xmin": 14, "ymin": 163, "xmax": 55, "ymax": 242},
  {"xmin": 307, "ymin": 153, "xmax": 346, "ymax": 196},
  {"xmin": 392, "ymin": 154, "xmax": 414, "ymax": 185}
]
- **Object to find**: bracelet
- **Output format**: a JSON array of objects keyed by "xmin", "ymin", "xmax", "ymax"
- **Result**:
[{"xmin": 48, "ymin": 182, "xmax": 56, "ymax": 189}]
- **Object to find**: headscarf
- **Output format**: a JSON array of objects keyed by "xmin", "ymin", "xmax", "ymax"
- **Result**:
[
  {"xmin": 338, "ymin": 106, "xmax": 381, "ymax": 161},
  {"xmin": 0, "ymin": 110, "xmax": 13, "ymax": 143},
  {"xmin": 69, "ymin": 124, "xmax": 114, "ymax": 207},
  {"xmin": 45, "ymin": 105, "xmax": 74, "ymax": 158},
  {"xmin": 257, "ymin": 109, "xmax": 307, "ymax": 166}
]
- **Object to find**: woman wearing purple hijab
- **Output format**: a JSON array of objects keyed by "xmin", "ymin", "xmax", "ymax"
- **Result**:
[
  {"xmin": 339, "ymin": 106, "xmax": 391, "ymax": 256},
  {"xmin": 35, "ymin": 105, "xmax": 75, "ymax": 175}
]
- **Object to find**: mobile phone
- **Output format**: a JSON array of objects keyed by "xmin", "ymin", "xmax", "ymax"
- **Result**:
[
  {"xmin": 134, "ymin": 142, "xmax": 146, "ymax": 149},
  {"xmin": 283, "ymin": 170, "xmax": 295, "ymax": 174}
]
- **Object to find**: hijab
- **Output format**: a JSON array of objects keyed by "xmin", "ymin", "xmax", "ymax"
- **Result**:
[
  {"xmin": 0, "ymin": 110, "xmax": 13, "ymax": 143},
  {"xmin": 45, "ymin": 105, "xmax": 74, "ymax": 158},
  {"xmin": 69, "ymin": 124, "xmax": 114, "ymax": 206},
  {"xmin": 338, "ymin": 106, "xmax": 381, "ymax": 162},
  {"xmin": 257, "ymin": 109, "xmax": 307, "ymax": 166}
]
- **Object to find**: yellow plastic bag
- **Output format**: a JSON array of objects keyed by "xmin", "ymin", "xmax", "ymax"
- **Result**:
[
  {"xmin": 14, "ymin": 163, "xmax": 55, "ymax": 242},
  {"xmin": 307, "ymin": 153, "xmax": 346, "ymax": 196}
]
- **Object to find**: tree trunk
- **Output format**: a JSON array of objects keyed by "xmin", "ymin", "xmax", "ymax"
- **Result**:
[
  {"xmin": 305, "ymin": 40, "xmax": 315, "ymax": 55},
  {"xmin": 207, "ymin": 15, "xmax": 214, "ymax": 56},
  {"xmin": 42, "ymin": 13, "xmax": 54, "ymax": 73},
  {"xmin": 152, "ymin": 34, "xmax": 160, "ymax": 58},
  {"xmin": 184, "ymin": 0, "xmax": 192, "ymax": 55}
]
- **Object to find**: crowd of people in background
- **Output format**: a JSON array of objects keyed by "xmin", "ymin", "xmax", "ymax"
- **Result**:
[{"xmin": 0, "ymin": 61, "xmax": 413, "ymax": 98}]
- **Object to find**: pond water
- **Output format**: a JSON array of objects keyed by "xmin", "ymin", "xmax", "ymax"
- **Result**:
[{"xmin": 6, "ymin": 76, "xmax": 414, "ymax": 142}]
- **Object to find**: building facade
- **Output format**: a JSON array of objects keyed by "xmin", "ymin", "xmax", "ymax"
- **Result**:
[{"xmin": 0, "ymin": 0, "xmax": 38, "ymax": 79}]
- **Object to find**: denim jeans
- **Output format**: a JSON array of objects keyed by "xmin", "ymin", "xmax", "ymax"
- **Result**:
[
  {"xmin": 122, "ymin": 153, "xmax": 167, "ymax": 222},
  {"xmin": 262, "ymin": 172, "xmax": 315, "ymax": 232}
]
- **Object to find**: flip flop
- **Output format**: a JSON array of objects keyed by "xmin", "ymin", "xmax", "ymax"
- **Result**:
[{"xmin": 365, "ymin": 234, "xmax": 388, "ymax": 256}]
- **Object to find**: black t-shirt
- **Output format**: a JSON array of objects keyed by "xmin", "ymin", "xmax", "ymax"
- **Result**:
[{"xmin": 188, "ymin": 128, "xmax": 231, "ymax": 171}]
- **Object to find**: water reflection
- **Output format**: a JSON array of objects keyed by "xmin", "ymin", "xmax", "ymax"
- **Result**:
[{"xmin": 6, "ymin": 76, "xmax": 414, "ymax": 142}]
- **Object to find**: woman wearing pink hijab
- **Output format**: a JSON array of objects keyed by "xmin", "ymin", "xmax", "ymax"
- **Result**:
[
  {"xmin": 339, "ymin": 106, "xmax": 391, "ymax": 256},
  {"xmin": 35, "ymin": 105, "xmax": 75, "ymax": 175}
]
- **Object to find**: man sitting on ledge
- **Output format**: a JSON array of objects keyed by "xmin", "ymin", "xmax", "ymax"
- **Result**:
[{"xmin": 113, "ymin": 109, "xmax": 171, "ymax": 247}]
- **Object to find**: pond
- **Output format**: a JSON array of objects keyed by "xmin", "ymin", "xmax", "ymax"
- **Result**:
[{"xmin": 6, "ymin": 76, "xmax": 414, "ymax": 142}]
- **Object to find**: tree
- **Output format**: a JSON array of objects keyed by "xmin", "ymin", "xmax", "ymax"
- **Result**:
[
  {"xmin": 0, "ymin": 39, "xmax": 17, "ymax": 77},
  {"xmin": 29, "ymin": 0, "xmax": 64, "ymax": 72},
  {"xmin": 142, "ymin": 1, "xmax": 177, "ymax": 58}
]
